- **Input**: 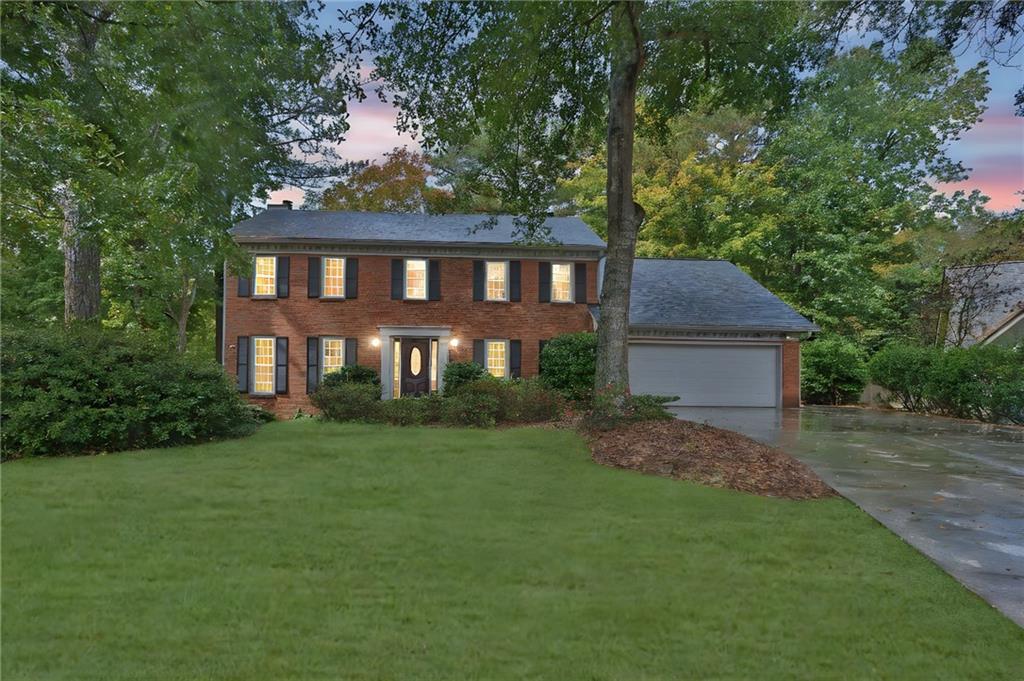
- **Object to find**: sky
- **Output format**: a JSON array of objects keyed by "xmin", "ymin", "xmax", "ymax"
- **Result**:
[{"xmin": 271, "ymin": 3, "xmax": 1023, "ymax": 213}]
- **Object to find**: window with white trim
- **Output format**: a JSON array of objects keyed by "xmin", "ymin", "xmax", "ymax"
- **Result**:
[
  {"xmin": 323, "ymin": 257, "xmax": 345, "ymax": 298},
  {"xmin": 486, "ymin": 340, "xmax": 508, "ymax": 379},
  {"xmin": 551, "ymin": 263, "xmax": 573, "ymax": 303},
  {"xmin": 253, "ymin": 337, "xmax": 275, "ymax": 394},
  {"xmin": 321, "ymin": 337, "xmax": 344, "ymax": 376},
  {"xmin": 485, "ymin": 261, "xmax": 508, "ymax": 301},
  {"xmin": 405, "ymin": 259, "xmax": 427, "ymax": 300},
  {"xmin": 254, "ymin": 256, "xmax": 276, "ymax": 297}
]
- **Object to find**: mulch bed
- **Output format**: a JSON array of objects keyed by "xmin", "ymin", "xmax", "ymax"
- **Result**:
[{"xmin": 587, "ymin": 419, "xmax": 836, "ymax": 500}]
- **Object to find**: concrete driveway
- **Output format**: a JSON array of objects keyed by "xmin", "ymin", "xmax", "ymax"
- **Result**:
[{"xmin": 672, "ymin": 406, "xmax": 1024, "ymax": 627}]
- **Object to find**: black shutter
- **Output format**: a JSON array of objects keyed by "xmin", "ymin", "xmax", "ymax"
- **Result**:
[
  {"xmin": 473, "ymin": 260, "xmax": 485, "ymax": 301},
  {"xmin": 574, "ymin": 262, "xmax": 587, "ymax": 303},
  {"xmin": 276, "ymin": 257, "xmax": 290, "ymax": 298},
  {"xmin": 473, "ymin": 339, "xmax": 485, "ymax": 367},
  {"xmin": 306, "ymin": 337, "xmax": 320, "ymax": 394},
  {"xmin": 428, "ymin": 259, "xmax": 441, "ymax": 300},
  {"xmin": 237, "ymin": 263, "xmax": 251, "ymax": 297},
  {"xmin": 344, "ymin": 338, "xmax": 358, "ymax": 366},
  {"xmin": 538, "ymin": 340, "xmax": 548, "ymax": 374},
  {"xmin": 391, "ymin": 259, "xmax": 403, "ymax": 299},
  {"xmin": 509, "ymin": 261, "xmax": 521, "ymax": 302},
  {"xmin": 307, "ymin": 257, "xmax": 321, "ymax": 298},
  {"xmin": 236, "ymin": 336, "xmax": 250, "ymax": 392},
  {"xmin": 510, "ymin": 340, "xmax": 522, "ymax": 378},
  {"xmin": 346, "ymin": 258, "xmax": 359, "ymax": 299},
  {"xmin": 275, "ymin": 337, "xmax": 288, "ymax": 394},
  {"xmin": 538, "ymin": 262, "xmax": 551, "ymax": 302}
]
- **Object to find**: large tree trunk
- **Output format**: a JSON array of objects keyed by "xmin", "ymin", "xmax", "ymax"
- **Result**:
[
  {"xmin": 168, "ymin": 276, "xmax": 197, "ymax": 353},
  {"xmin": 57, "ymin": 183, "xmax": 101, "ymax": 323},
  {"xmin": 595, "ymin": 1, "xmax": 645, "ymax": 390}
]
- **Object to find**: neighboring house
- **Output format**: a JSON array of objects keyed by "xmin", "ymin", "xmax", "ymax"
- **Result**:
[
  {"xmin": 223, "ymin": 204, "xmax": 816, "ymax": 415},
  {"xmin": 944, "ymin": 261, "xmax": 1024, "ymax": 348}
]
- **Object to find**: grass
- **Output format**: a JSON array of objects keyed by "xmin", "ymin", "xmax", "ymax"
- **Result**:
[{"xmin": 3, "ymin": 421, "xmax": 1022, "ymax": 680}]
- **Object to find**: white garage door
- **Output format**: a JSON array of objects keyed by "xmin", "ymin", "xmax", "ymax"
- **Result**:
[{"xmin": 628, "ymin": 343, "xmax": 780, "ymax": 407}]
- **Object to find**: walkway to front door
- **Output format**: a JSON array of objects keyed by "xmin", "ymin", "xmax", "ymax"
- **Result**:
[{"xmin": 400, "ymin": 337, "xmax": 431, "ymax": 396}]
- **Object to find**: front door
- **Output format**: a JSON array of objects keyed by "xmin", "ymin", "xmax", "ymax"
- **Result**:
[{"xmin": 400, "ymin": 338, "xmax": 431, "ymax": 396}]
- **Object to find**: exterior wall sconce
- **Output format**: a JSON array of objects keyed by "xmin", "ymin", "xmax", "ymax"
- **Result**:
[{"xmin": 370, "ymin": 337, "xmax": 381, "ymax": 348}]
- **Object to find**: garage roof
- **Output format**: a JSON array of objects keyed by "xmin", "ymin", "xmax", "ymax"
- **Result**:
[
  {"xmin": 619, "ymin": 258, "xmax": 818, "ymax": 333},
  {"xmin": 230, "ymin": 208, "xmax": 606, "ymax": 249}
]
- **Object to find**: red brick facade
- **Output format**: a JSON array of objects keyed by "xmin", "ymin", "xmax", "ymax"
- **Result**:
[
  {"xmin": 225, "ymin": 252, "xmax": 600, "ymax": 415},
  {"xmin": 781, "ymin": 340, "xmax": 801, "ymax": 408}
]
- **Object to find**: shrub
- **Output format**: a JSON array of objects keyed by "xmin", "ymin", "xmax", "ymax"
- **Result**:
[
  {"xmin": 1, "ymin": 326, "xmax": 257, "ymax": 457},
  {"xmin": 442, "ymin": 361, "xmax": 487, "ymax": 394},
  {"xmin": 800, "ymin": 336, "xmax": 870, "ymax": 405},
  {"xmin": 441, "ymin": 391, "xmax": 500, "ymax": 428},
  {"xmin": 321, "ymin": 365, "xmax": 380, "ymax": 388},
  {"xmin": 869, "ymin": 343, "xmax": 935, "ymax": 411},
  {"xmin": 582, "ymin": 383, "xmax": 676, "ymax": 431},
  {"xmin": 504, "ymin": 378, "xmax": 564, "ymax": 423},
  {"xmin": 539, "ymin": 332, "xmax": 597, "ymax": 401},
  {"xmin": 419, "ymin": 392, "xmax": 446, "ymax": 425},
  {"xmin": 378, "ymin": 397, "xmax": 425, "ymax": 426},
  {"xmin": 310, "ymin": 381, "xmax": 380, "ymax": 422}
]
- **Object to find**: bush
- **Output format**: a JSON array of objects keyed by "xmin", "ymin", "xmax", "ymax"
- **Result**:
[
  {"xmin": 868, "ymin": 343, "xmax": 935, "ymax": 411},
  {"xmin": 310, "ymin": 381, "xmax": 381, "ymax": 422},
  {"xmin": 540, "ymin": 332, "xmax": 597, "ymax": 401},
  {"xmin": 800, "ymin": 336, "xmax": 870, "ymax": 405},
  {"xmin": 1, "ymin": 326, "xmax": 257, "ymax": 457},
  {"xmin": 441, "ymin": 391, "xmax": 500, "ymax": 428},
  {"xmin": 582, "ymin": 383, "xmax": 676, "ymax": 431},
  {"xmin": 321, "ymin": 365, "xmax": 380, "ymax": 388},
  {"xmin": 442, "ymin": 361, "xmax": 487, "ymax": 394},
  {"xmin": 378, "ymin": 397, "xmax": 425, "ymax": 426},
  {"xmin": 504, "ymin": 378, "xmax": 564, "ymax": 423},
  {"xmin": 870, "ymin": 343, "xmax": 1024, "ymax": 424}
]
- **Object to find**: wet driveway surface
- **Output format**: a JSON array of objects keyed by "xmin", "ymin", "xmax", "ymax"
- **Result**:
[{"xmin": 672, "ymin": 406, "xmax": 1024, "ymax": 626}]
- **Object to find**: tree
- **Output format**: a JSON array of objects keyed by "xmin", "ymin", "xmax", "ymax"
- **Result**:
[
  {"xmin": 2, "ymin": 1, "xmax": 354, "ymax": 343},
  {"xmin": 310, "ymin": 147, "xmax": 457, "ymax": 213}
]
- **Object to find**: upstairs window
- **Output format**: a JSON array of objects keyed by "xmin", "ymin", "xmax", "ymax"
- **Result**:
[
  {"xmin": 321, "ymin": 337, "xmax": 344, "ymax": 376},
  {"xmin": 254, "ymin": 256, "xmax": 277, "ymax": 297},
  {"xmin": 485, "ymin": 261, "xmax": 508, "ymax": 301},
  {"xmin": 253, "ymin": 337, "xmax": 275, "ymax": 394},
  {"xmin": 405, "ymin": 259, "xmax": 427, "ymax": 300},
  {"xmin": 323, "ymin": 257, "xmax": 345, "ymax": 298},
  {"xmin": 486, "ymin": 340, "xmax": 507, "ymax": 378},
  {"xmin": 551, "ymin": 263, "xmax": 573, "ymax": 303}
]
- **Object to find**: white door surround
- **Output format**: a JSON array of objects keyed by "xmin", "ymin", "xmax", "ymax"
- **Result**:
[{"xmin": 378, "ymin": 326, "xmax": 453, "ymax": 399}]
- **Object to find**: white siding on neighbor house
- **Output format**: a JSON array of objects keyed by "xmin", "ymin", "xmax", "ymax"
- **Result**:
[{"xmin": 628, "ymin": 342, "xmax": 780, "ymax": 408}]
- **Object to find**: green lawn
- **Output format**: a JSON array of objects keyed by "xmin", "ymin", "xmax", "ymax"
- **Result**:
[{"xmin": 3, "ymin": 421, "xmax": 1021, "ymax": 679}]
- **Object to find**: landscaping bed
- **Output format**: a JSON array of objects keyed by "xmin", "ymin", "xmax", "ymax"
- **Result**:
[{"xmin": 588, "ymin": 418, "xmax": 835, "ymax": 499}]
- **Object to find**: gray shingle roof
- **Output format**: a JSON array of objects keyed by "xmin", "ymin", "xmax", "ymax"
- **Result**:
[
  {"xmin": 944, "ymin": 261, "xmax": 1024, "ymax": 347},
  {"xmin": 622, "ymin": 258, "xmax": 818, "ymax": 333},
  {"xmin": 230, "ymin": 209, "xmax": 606, "ymax": 249}
]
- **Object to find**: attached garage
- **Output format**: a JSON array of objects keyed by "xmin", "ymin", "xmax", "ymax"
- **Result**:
[
  {"xmin": 629, "ymin": 342, "xmax": 780, "ymax": 407},
  {"xmin": 596, "ymin": 258, "xmax": 819, "ymax": 408}
]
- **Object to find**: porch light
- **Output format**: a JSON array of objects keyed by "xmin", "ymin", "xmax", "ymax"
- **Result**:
[
  {"xmin": 449, "ymin": 338, "xmax": 460, "ymax": 348},
  {"xmin": 370, "ymin": 337, "xmax": 381, "ymax": 348}
]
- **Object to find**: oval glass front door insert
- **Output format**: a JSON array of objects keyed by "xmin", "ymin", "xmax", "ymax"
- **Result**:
[{"xmin": 410, "ymin": 347, "xmax": 422, "ymax": 376}]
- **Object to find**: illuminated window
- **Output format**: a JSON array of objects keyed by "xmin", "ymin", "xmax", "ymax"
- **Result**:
[
  {"xmin": 485, "ymin": 261, "xmax": 508, "ymax": 301},
  {"xmin": 551, "ymin": 263, "xmax": 572, "ymax": 302},
  {"xmin": 405, "ymin": 259, "xmax": 427, "ymax": 300},
  {"xmin": 430, "ymin": 339, "xmax": 438, "ymax": 392},
  {"xmin": 253, "ymin": 337, "xmax": 275, "ymax": 394},
  {"xmin": 486, "ymin": 340, "xmax": 507, "ymax": 379},
  {"xmin": 322, "ymin": 257, "xmax": 345, "ymax": 298},
  {"xmin": 254, "ymin": 256, "xmax": 276, "ymax": 296},
  {"xmin": 322, "ymin": 338, "xmax": 344, "ymax": 376},
  {"xmin": 392, "ymin": 339, "xmax": 401, "ymax": 399}
]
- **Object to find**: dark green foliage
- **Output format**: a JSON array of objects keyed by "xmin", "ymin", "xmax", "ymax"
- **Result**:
[
  {"xmin": 310, "ymin": 382, "xmax": 381, "ymax": 423},
  {"xmin": 377, "ymin": 397, "xmax": 426, "ymax": 426},
  {"xmin": 322, "ymin": 365, "xmax": 381, "ymax": 387},
  {"xmin": 540, "ymin": 332, "xmax": 597, "ymax": 401},
  {"xmin": 800, "ymin": 337, "xmax": 870, "ymax": 405},
  {"xmin": 1, "ymin": 327, "xmax": 256, "ymax": 457},
  {"xmin": 442, "ymin": 361, "xmax": 487, "ymax": 394},
  {"xmin": 504, "ymin": 379, "xmax": 565, "ymax": 423},
  {"xmin": 868, "ymin": 344, "xmax": 936, "ymax": 411},
  {"xmin": 441, "ymin": 392, "xmax": 500, "ymax": 428},
  {"xmin": 870, "ymin": 343, "xmax": 1023, "ymax": 423},
  {"xmin": 245, "ymin": 404, "xmax": 277, "ymax": 424},
  {"xmin": 582, "ymin": 384, "xmax": 676, "ymax": 431}
]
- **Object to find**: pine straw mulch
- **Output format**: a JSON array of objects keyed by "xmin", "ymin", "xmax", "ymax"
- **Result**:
[{"xmin": 586, "ymin": 418, "xmax": 836, "ymax": 500}]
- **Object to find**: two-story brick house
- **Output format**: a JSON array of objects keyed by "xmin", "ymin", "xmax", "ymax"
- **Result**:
[{"xmin": 223, "ymin": 204, "xmax": 816, "ymax": 415}]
